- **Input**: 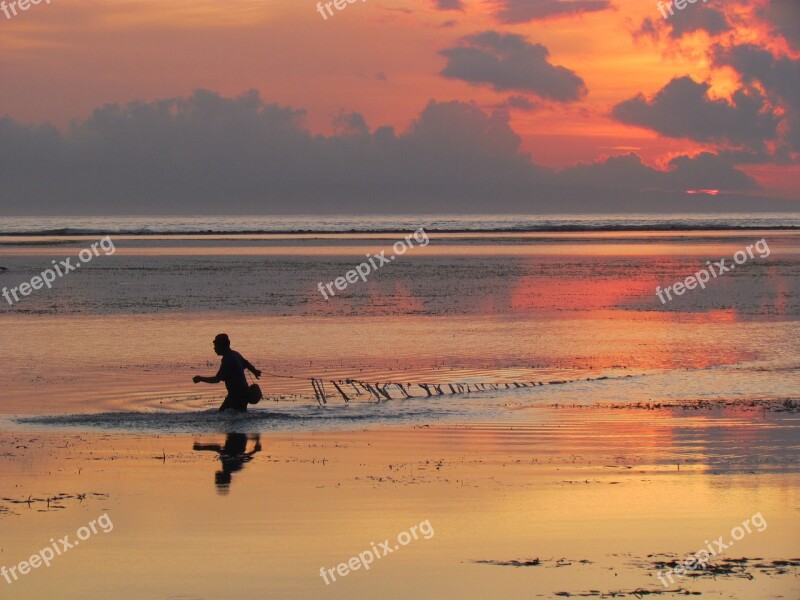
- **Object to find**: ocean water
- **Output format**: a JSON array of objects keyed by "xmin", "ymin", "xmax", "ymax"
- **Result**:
[
  {"xmin": 1, "ymin": 227, "xmax": 798, "ymax": 431},
  {"xmin": 2, "ymin": 212, "xmax": 800, "ymax": 234},
  {"xmin": 1, "ymin": 222, "xmax": 799, "ymax": 600}
]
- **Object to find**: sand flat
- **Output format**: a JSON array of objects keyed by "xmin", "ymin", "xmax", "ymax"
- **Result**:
[{"xmin": 1, "ymin": 405, "xmax": 799, "ymax": 599}]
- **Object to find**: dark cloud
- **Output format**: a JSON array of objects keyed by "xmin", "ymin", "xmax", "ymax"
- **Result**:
[
  {"xmin": 0, "ymin": 89, "xmax": 790, "ymax": 215},
  {"xmin": 440, "ymin": 31, "xmax": 587, "ymax": 101},
  {"xmin": 634, "ymin": 17, "xmax": 660, "ymax": 42},
  {"xmin": 612, "ymin": 76, "xmax": 778, "ymax": 148},
  {"xmin": 756, "ymin": 0, "xmax": 800, "ymax": 49},
  {"xmin": 432, "ymin": 0, "xmax": 464, "ymax": 10},
  {"xmin": 559, "ymin": 153, "xmax": 661, "ymax": 188},
  {"xmin": 494, "ymin": 0, "xmax": 610, "ymax": 24},
  {"xmin": 631, "ymin": 5, "xmax": 798, "ymax": 159},
  {"xmin": 504, "ymin": 95, "xmax": 541, "ymax": 111},
  {"xmin": 558, "ymin": 152, "xmax": 758, "ymax": 192},
  {"xmin": 0, "ymin": 91, "xmax": 539, "ymax": 213},
  {"xmin": 332, "ymin": 110, "xmax": 370, "ymax": 136},
  {"xmin": 635, "ymin": 6, "xmax": 729, "ymax": 46},
  {"xmin": 662, "ymin": 4, "xmax": 730, "ymax": 38},
  {"xmin": 664, "ymin": 152, "xmax": 759, "ymax": 190},
  {"xmin": 714, "ymin": 43, "xmax": 800, "ymax": 152}
]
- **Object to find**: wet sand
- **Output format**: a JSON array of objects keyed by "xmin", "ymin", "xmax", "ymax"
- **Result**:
[{"xmin": 1, "ymin": 404, "xmax": 799, "ymax": 599}]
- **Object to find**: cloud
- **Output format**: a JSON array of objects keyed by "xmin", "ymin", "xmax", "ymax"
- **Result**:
[
  {"xmin": 432, "ymin": 0, "xmax": 464, "ymax": 10},
  {"xmin": 332, "ymin": 110, "xmax": 370, "ymax": 136},
  {"xmin": 714, "ymin": 43, "xmax": 800, "ymax": 152},
  {"xmin": 493, "ymin": 0, "xmax": 610, "ymax": 24},
  {"xmin": 0, "ymin": 89, "xmax": 789, "ymax": 215},
  {"xmin": 557, "ymin": 152, "xmax": 758, "ymax": 192},
  {"xmin": 756, "ymin": 0, "xmax": 800, "ymax": 50},
  {"xmin": 664, "ymin": 152, "xmax": 759, "ymax": 190},
  {"xmin": 0, "ymin": 90, "xmax": 539, "ymax": 213},
  {"xmin": 634, "ymin": 17, "xmax": 660, "ymax": 42},
  {"xmin": 439, "ymin": 31, "xmax": 587, "ymax": 101},
  {"xmin": 503, "ymin": 95, "xmax": 541, "ymax": 111},
  {"xmin": 632, "ymin": 6, "xmax": 798, "ymax": 159},
  {"xmin": 638, "ymin": 3, "xmax": 736, "ymax": 42},
  {"xmin": 612, "ymin": 76, "xmax": 779, "ymax": 149},
  {"xmin": 662, "ymin": 4, "xmax": 730, "ymax": 38}
]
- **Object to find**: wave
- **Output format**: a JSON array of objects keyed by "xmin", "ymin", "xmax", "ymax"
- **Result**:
[
  {"xmin": 2, "ymin": 214, "xmax": 800, "ymax": 236},
  {"xmin": 4, "ymin": 226, "xmax": 800, "ymax": 236},
  {"xmin": 12, "ymin": 402, "xmax": 470, "ymax": 433}
]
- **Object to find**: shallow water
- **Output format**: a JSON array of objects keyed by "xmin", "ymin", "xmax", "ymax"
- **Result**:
[
  {"xmin": 1, "ymin": 229, "xmax": 799, "ymax": 599},
  {"xmin": 1, "ymin": 411, "xmax": 798, "ymax": 600},
  {"xmin": 1, "ymin": 230, "xmax": 799, "ymax": 419}
]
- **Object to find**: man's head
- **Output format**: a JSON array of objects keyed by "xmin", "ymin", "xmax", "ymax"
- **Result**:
[
  {"xmin": 215, "ymin": 470, "xmax": 232, "ymax": 495},
  {"xmin": 213, "ymin": 333, "xmax": 231, "ymax": 355}
]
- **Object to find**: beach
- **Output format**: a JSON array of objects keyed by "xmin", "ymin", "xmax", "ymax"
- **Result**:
[
  {"xmin": 1, "ymin": 218, "xmax": 799, "ymax": 599},
  {"xmin": 4, "ymin": 0, "xmax": 799, "ymax": 595}
]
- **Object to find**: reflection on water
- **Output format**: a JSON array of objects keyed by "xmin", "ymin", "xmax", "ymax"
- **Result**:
[
  {"xmin": 0, "ymin": 416, "xmax": 798, "ymax": 600},
  {"xmin": 193, "ymin": 433, "xmax": 261, "ymax": 494},
  {"xmin": 0, "ymin": 230, "xmax": 798, "ymax": 420},
  {"xmin": 1, "ymin": 232, "xmax": 799, "ymax": 318}
]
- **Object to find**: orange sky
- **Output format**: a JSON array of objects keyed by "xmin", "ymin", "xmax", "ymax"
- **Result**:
[{"xmin": 0, "ymin": 0, "xmax": 798, "ymax": 203}]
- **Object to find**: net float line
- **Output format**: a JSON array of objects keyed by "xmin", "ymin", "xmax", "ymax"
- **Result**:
[{"xmin": 260, "ymin": 371, "xmax": 606, "ymax": 406}]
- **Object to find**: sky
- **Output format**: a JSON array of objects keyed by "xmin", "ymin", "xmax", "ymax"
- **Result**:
[{"xmin": 0, "ymin": 0, "xmax": 798, "ymax": 214}]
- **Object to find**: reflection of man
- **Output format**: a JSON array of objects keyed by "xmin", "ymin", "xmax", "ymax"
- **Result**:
[
  {"xmin": 193, "ymin": 433, "xmax": 262, "ymax": 494},
  {"xmin": 192, "ymin": 333, "xmax": 261, "ymax": 412}
]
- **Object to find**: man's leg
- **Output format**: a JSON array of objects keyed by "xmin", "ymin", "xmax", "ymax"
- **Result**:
[
  {"xmin": 232, "ymin": 394, "xmax": 249, "ymax": 411},
  {"xmin": 220, "ymin": 394, "xmax": 248, "ymax": 412}
]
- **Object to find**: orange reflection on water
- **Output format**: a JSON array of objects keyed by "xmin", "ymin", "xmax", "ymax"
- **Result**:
[
  {"xmin": 508, "ymin": 274, "xmax": 659, "ymax": 312},
  {"xmin": 704, "ymin": 309, "xmax": 740, "ymax": 322}
]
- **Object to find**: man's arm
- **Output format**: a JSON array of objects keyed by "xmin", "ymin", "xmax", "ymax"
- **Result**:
[
  {"xmin": 193, "ymin": 362, "xmax": 224, "ymax": 384},
  {"xmin": 193, "ymin": 442, "xmax": 223, "ymax": 452},
  {"xmin": 247, "ymin": 434, "xmax": 262, "ymax": 454},
  {"xmin": 242, "ymin": 357, "xmax": 261, "ymax": 379}
]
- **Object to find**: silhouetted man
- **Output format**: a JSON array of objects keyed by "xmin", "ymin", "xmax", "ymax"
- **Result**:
[{"xmin": 193, "ymin": 333, "xmax": 261, "ymax": 412}]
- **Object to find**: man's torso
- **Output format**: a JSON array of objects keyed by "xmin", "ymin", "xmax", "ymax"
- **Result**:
[{"xmin": 218, "ymin": 350, "xmax": 249, "ymax": 396}]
